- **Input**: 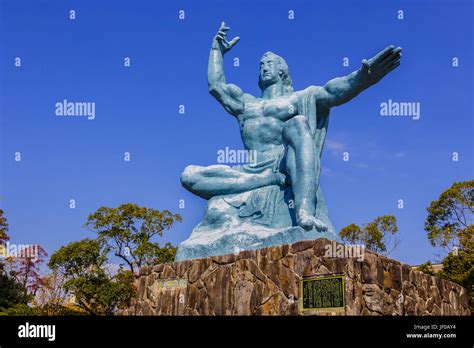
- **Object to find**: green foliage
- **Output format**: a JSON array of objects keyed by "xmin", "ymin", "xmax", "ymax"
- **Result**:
[
  {"xmin": 49, "ymin": 239, "xmax": 135, "ymax": 315},
  {"xmin": 35, "ymin": 303, "xmax": 84, "ymax": 316},
  {"xmin": 338, "ymin": 223, "xmax": 361, "ymax": 244},
  {"xmin": 439, "ymin": 251, "xmax": 473, "ymax": 288},
  {"xmin": 425, "ymin": 180, "xmax": 473, "ymax": 251},
  {"xmin": 421, "ymin": 180, "xmax": 474, "ymax": 313},
  {"xmin": 0, "ymin": 209, "xmax": 31, "ymax": 313},
  {"xmin": 416, "ymin": 261, "xmax": 436, "ymax": 276},
  {"xmin": 418, "ymin": 252, "xmax": 473, "ymax": 314},
  {"xmin": 153, "ymin": 242, "xmax": 177, "ymax": 264},
  {"xmin": 62, "ymin": 269, "xmax": 135, "ymax": 315},
  {"xmin": 1, "ymin": 204, "xmax": 179, "ymax": 316},
  {"xmin": 0, "ymin": 209, "xmax": 9, "ymax": 274},
  {"xmin": 85, "ymin": 203, "xmax": 182, "ymax": 273},
  {"xmin": 339, "ymin": 215, "xmax": 399, "ymax": 255},
  {"xmin": 0, "ymin": 209, "xmax": 9, "ymax": 245},
  {"xmin": 48, "ymin": 239, "xmax": 107, "ymax": 278},
  {"xmin": 0, "ymin": 272, "xmax": 28, "ymax": 310},
  {"xmin": 0, "ymin": 303, "xmax": 37, "ymax": 316},
  {"xmin": 438, "ymin": 251, "xmax": 473, "ymax": 313}
]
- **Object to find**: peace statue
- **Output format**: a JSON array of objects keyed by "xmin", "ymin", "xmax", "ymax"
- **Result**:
[{"xmin": 175, "ymin": 22, "xmax": 401, "ymax": 261}]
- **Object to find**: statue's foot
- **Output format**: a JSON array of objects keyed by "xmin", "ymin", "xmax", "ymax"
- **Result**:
[
  {"xmin": 272, "ymin": 172, "xmax": 288, "ymax": 186},
  {"xmin": 297, "ymin": 210, "xmax": 328, "ymax": 231},
  {"xmin": 260, "ymin": 169, "xmax": 287, "ymax": 187}
]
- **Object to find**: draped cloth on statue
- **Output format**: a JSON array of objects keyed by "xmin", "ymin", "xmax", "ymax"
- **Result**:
[
  {"xmin": 223, "ymin": 151, "xmax": 285, "ymax": 227},
  {"xmin": 298, "ymin": 86, "xmax": 332, "ymax": 223}
]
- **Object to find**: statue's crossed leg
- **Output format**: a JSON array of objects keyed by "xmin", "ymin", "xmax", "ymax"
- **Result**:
[{"xmin": 180, "ymin": 164, "xmax": 285, "ymax": 200}]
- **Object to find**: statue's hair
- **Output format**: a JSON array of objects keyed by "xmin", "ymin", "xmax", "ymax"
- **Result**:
[{"xmin": 258, "ymin": 51, "xmax": 294, "ymax": 93}]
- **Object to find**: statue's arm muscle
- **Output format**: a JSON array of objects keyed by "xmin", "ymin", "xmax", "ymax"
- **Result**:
[
  {"xmin": 316, "ymin": 69, "xmax": 369, "ymax": 108},
  {"xmin": 317, "ymin": 46, "xmax": 401, "ymax": 109},
  {"xmin": 208, "ymin": 47, "xmax": 244, "ymax": 116}
]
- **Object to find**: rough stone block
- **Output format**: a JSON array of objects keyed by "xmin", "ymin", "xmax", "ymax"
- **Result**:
[{"xmin": 123, "ymin": 238, "xmax": 470, "ymax": 316}]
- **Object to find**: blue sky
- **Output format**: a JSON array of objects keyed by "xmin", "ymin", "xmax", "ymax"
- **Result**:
[{"xmin": 1, "ymin": 0, "xmax": 472, "ymax": 266}]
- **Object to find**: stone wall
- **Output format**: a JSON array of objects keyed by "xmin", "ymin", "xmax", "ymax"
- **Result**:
[{"xmin": 123, "ymin": 238, "xmax": 470, "ymax": 315}]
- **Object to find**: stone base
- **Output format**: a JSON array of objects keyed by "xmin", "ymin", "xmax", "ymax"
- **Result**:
[
  {"xmin": 124, "ymin": 238, "xmax": 470, "ymax": 316},
  {"xmin": 175, "ymin": 225, "xmax": 336, "ymax": 262}
]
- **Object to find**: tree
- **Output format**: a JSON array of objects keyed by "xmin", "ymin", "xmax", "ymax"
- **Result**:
[
  {"xmin": 85, "ymin": 203, "xmax": 181, "ymax": 274},
  {"xmin": 439, "ymin": 251, "xmax": 473, "ymax": 288},
  {"xmin": 0, "ymin": 209, "xmax": 9, "ymax": 245},
  {"xmin": 417, "ymin": 251, "xmax": 473, "ymax": 314},
  {"xmin": 0, "ymin": 272, "xmax": 27, "ymax": 310},
  {"xmin": 32, "ymin": 271, "xmax": 82, "ymax": 316},
  {"xmin": 0, "ymin": 209, "xmax": 31, "ymax": 313},
  {"xmin": 48, "ymin": 238, "xmax": 135, "ymax": 315},
  {"xmin": 425, "ymin": 180, "xmax": 473, "ymax": 252},
  {"xmin": 153, "ymin": 242, "xmax": 178, "ymax": 265},
  {"xmin": 339, "ymin": 215, "xmax": 400, "ymax": 255},
  {"xmin": 0, "ymin": 209, "xmax": 10, "ymax": 273},
  {"xmin": 419, "ymin": 180, "xmax": 474, "ymax": 313},
  {"xmin": 8, "ymin": 245, "xmax": 48, "ymax": 299}
]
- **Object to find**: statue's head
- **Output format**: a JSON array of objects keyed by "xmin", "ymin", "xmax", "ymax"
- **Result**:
[{"xmin": 258, "ymin": 51, "xmax": 293, "ymax": 93}]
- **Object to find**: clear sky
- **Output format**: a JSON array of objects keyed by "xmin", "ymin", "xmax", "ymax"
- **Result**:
[{"xmin": 1, "ymin": 0, "xmax": 472, "ymax": 266}]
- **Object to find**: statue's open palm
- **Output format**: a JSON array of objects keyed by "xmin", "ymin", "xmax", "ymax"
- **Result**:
[
  {"xmin": 361, "ymin": 45, "xmax": 402, "ymax": 85},
  {"xmin": 212, "ymin": 21, "xmax": 240, "ymax": 55}
]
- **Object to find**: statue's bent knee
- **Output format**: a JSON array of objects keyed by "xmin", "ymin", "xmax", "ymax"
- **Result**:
[{"xmin": 180, "ymin": 165, "xmax": 200, "ymax": 188}]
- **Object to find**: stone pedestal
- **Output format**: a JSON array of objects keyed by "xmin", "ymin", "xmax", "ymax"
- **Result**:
[{"xmin": 124, "ymin": 238, "xmax": 470, "ymax": 316}]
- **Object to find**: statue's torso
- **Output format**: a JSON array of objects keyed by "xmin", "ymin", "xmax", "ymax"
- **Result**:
[{"xmin": 238, "ymin": 92, "xmax": 303, "ymax": 160}]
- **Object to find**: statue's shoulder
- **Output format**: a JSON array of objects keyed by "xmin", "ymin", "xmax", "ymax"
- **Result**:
[
  {"xmin": 294, "ymin": 85, "xmax": 324, "ymax": 98},
  {"xmin": 242, "ymin": 93, "xmax": 258, "ymax": 103},
  {"xmin": 304, "ymin": 85, "xmax": 324, "ymax": 95}
]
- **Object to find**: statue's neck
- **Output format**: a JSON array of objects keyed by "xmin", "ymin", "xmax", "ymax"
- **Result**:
[{"xmin": 262, "ymin": 82, "xmax": 285, "ymax": 99}]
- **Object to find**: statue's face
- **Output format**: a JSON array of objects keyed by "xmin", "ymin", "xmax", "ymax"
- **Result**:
[{"xmin": 259, "ymin": 56, "xmax": 281, "ymax": 87}]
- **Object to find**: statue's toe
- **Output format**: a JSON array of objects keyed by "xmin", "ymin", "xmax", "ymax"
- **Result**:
[
  {"xmin": 312, "ymin": 217, "xmax": 328, "ymax": 231},
  {"xmin": 297, "ymin": 212, "xmax": 328, "ymax": 232},
  {"xmin": 275, "ymin": 173, "xmax": 288, "ymax": 186}
]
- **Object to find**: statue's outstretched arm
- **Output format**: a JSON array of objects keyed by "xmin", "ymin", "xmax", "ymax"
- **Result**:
[
  {"xmin": 208, "ymin": 22, "xmax": 244, "ymax": 116},
  {"xmin": 317, "ymin": 45, "xmax": 402, "ymax": 108}
]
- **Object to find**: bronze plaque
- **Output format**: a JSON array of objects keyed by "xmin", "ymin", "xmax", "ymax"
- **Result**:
[{"xmin": 301, "ymin": 275, "xmax": 345, "ymax": 310}]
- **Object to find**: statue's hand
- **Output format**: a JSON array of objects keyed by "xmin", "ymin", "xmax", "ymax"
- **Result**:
[
  {"xmin": 360, "ymin": 45, "xmax": 402, "ymax": 86},
  {"xmin": 212, "ymin": 21, "xmax": 240, "ymax": 55}
]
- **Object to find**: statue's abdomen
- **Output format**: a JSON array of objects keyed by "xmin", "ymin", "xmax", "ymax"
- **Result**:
[{"xmin": 240, "ymin": 116, "xmax": 284, "ymax": 151}]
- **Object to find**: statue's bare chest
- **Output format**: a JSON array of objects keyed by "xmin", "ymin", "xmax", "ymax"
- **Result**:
[{"xmin": 243, "ymin": 95, "xmax": 299, "ymax": 121}]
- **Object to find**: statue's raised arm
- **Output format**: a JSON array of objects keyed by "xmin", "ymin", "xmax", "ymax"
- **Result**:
[
  {"xmin": 208, "ymin": 22, "xmax": 245, "ymax": 116},
  {"xmin": 317, "ymin": 45, "xmax": 402, "ymax": 109}
]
